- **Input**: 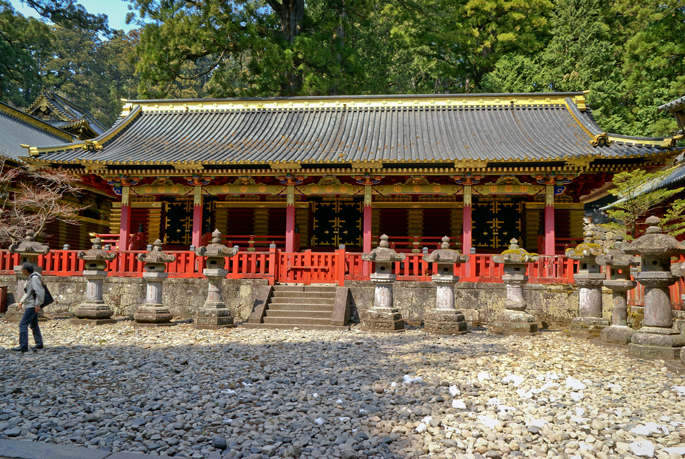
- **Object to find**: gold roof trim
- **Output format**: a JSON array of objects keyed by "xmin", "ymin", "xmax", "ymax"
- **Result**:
[{"xmin": 120, "ymin": 93, "xmax": 587, "ymax": 116}]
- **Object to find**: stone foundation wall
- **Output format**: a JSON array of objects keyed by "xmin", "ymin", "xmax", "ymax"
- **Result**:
[
  {"xmin": 0, "ymin": 275, "xmax": 267, "ymax": 321},
  {"xmin": 0, "ymin": 275, "xmax": 674, "ymax": 328},
  {"xmin": 347, "ymin": 281, "xmax": 613, "ymax": 328}
]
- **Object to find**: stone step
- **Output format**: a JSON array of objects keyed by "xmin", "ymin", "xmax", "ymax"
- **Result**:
[
  {"xmin": 242, "ymin": 323, "xmax": 350, "ymax": 331},
  {"xmin": 273, "ymin": 285, "xmax": 337, "ymax": 293},
  {"xmin": 267, "ymin": 303, "xmax": 335, "ymax": 312},
  {"xmin": 263, "ymin": 317, "xmax": 332, "ymax": 326},
  {"xmin": 272, "ymin": 291, "xmax": 337, "ymax": 299},
  {"xmin": 264, "ymin": 310, "xmax": 333, "ymax": 319},
  {"xmin": 268, "ymin": 297, "xmax": 335, "ymax": 305}
]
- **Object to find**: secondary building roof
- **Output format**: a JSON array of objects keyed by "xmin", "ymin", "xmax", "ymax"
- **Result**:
[
  {"xmin": 25, "ymin": 91, "xmax": 106, "ymax": 139},
  {"xmin": 21, "ymin": 92, "xmax": 683, "ymax": 169},
  {"xmin": 0, "ymin": 102, "xmax": 74, "ymax": 162}
]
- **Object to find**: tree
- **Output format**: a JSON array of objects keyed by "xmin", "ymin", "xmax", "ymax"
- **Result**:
[
  {"xmin": 16, "ymin": 0, "xmax": 109, "ymax": 33},
  {"xmin": 604, "ymin": 169, "xmax": 685, "ymax": 240},
  {"xmin": 0, "ymin": 1, "xmax": 52, "ymax": 107},
  {"xmin": 0, "ymin": 161, "xmax": 88, "ymax": 247}
]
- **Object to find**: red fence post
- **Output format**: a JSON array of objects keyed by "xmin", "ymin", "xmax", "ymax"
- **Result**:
[{"xmin": 337, "ymin": 246, "xmax": 346, "ymax": 286}]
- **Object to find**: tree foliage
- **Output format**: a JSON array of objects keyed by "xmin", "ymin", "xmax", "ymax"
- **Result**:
[
  {"xmin": 0, "ymin": 161, "xmax": 88, "ymax": 247},
  {"xmin": 604, "ymin": 169, "xmax": 685, "ymax": 240},
  {"xmin": 0, "ymin": 0, "xmax": 683, "ymax": 138}
]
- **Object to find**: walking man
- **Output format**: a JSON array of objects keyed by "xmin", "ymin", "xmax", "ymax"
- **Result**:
[{"xmin": 11, "ymin": 263, "xmax": 45, "ymax": 353}]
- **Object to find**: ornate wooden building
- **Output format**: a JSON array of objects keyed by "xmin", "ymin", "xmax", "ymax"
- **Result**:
[
  {"xmin": 0, "ymin": 102, "xmax": 111, "ymax": 249},
  {"xmin": 20, "ymin": 92, "xmax": 683, "ymax": 254}
]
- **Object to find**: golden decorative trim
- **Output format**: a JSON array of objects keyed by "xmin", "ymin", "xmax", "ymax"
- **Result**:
[
  {"xmin": 215, "ymin": 201, "xmax": 309, "ymax": 209},
  {"xmin": 473, "ymin": 182, "xmax": 544, "ymax": 196},
  {"xmin": 351, "ymin": 160, "xmax": 383, "ymax": 169},
  {"xmin": 464, "ymin": 184, "xmax": 472, "ymax": 207},
  {"xmin": 175, "ymin": 163, "xmax": 204, "ymax": 171},
  {"xmin": 525, "ymin": 202, "xmax": 584, "ymax": 210},
  {"xmin": 373, "ymin": 202, "xmax": 463, "ymax": 209},
  {"xmin": 121, "ymin": 186, "xmax": 130, "ymax": 206},
  {"xmin": 455, "ymin": 160, "xmax": 488, "ymax": 169},
  {"xmin": 269, "ymin": 161, "xmax": 301, "ymax": 170},
  {"xmin": 120, "ymin": 93, "xmax": 586, "ymax": 114},
  {"xmin": 545, "ymin": 184, "xmax": 555, "ymax": 207}
]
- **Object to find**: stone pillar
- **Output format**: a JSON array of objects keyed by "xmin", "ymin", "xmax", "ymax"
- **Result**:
[
  {"xmin": 596, "ymin": 236, "xmax": 639, "ymax": 344},
  {"xmin": 72, "ymin": 238, "xmax": 117, "ymax": 325},
  {"xmin": 623, "ymin": 216, "xmax": 685, "ymax": 360},
  {"xmin": 134, "ymin": 240, "xmax": 176, "ymax": 327},
  {"xmin": 491, "ymin": 239, "xmax": 540, "ymax": 334},
  {"xmin": 191, "ymin": 186, "xmax": 203, "ymax": 249},
  {"xmin": 360, "ymin": 235, "xmax": 405, "ymax": 332},
  {"xmin": 5, "ymin": 230, "xmax": 50, "ymax": 322},
  {"xmin": 422, "ymin": 236, "xmax": 469, "ymax": 334},
  {"xmin": 544, "ymin": 184, "xmax": 555, "ymax": 255},
  {"xmin": 566, "ymin": 231, "xmax": 609, "ymax": 338},
  {"xmin": 119, "ymin": 186, "xmax": 131, "ymax": 250},
  {"xmin": 195, "ymin": 230, "xmax": 238, "ymax": 329}
]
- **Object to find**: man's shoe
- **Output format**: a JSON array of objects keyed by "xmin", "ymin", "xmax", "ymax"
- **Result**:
[
  {"xmin": 31, "ymin": 345, "xmax": 43, "ymax": 351},
  {"xmin": 10, "ymin": 347, "xmax": 28, "ymax": 353}
]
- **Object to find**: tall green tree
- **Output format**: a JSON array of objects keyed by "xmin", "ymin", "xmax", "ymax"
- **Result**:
[{"xmin": 0, "ymin": 1, "xmax": 52, "ymax": 107}]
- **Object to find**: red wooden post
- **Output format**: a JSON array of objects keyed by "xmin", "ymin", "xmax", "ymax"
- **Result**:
[
  {"xmin": 285, "ymin": 203, "xmax": 295, "ymax": 253},
  {"xmin": 363, "ymin": 203, "xmax": 372, "ymax": 276},
  {"xmin": 462, "ymin": 184, "xmax": 472, "ymax": 274},
  {"xmin": 268, "ymin": 245, "xmax": 277, "ymax": 285},
  {"xmin": 192, "ymin": 204, "xmax": 202, "ymax": 249},
  {"xmin": 544, "ymin": 184, "xmax": 555, "ymax": 255},
  {"xmin": 119, "ymin": 204, "xmax": 131, "ymax": 251},
  {"xmin": 337, "ymin": 247, "xmax": 346, "ymax": 286}
]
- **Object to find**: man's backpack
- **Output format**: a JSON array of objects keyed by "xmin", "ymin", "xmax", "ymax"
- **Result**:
[
  {"xmin": 41, "ymin": 282, "xmax": 54, "ymax": 308},
  {"xmin": 29, "ymin": 274, "xmax": 54, "ymax": 308}
]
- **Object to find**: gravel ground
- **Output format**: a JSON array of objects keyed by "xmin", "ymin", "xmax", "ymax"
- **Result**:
[{"xmin": 1, "ymin": 318, "xmax": 685, "ymax": 459}]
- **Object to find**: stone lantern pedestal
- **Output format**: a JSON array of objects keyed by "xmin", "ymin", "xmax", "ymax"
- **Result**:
[
  {"xmin": 491, "ymin": 239, "xmax": 539, "ymax": 334},
  {"xmin": 72, "ymin": 238, "xmax": 117, "ymax": 325},
  {"xmin": 134, "ymin": 240, "xmax": 176, "ymax": 327},
  {"xmin": 194, "ymin": 230, "xmax": 238, "ymax": 329},
  {"xmin": 422, "ymin": 236, "xmax": 469, "ymax": 334},
  {"xmin": 360, "ymin": 235, "xmax": 405, "ymax": 332},
  {"xmin": 623, "ymin": 216, "xmax": 685, "ymax": 360},
  {"xmin": 5, "ymin": 230, "xmax": 50, "ymax": 323},
  {"xmin": 596, "ymin": 236, "xmax": 639, "ymax": 344},
  {"xmin": 566, "ymin": 232, "xmax": 609, "ymax": 338}
]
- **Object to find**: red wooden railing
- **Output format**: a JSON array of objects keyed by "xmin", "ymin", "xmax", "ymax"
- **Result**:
[
  {"xmin": 0, "ymin": 248, "xmax": 681, "ymax": 310},
  {"xmin": 200, "ymin": 234, "xmax": 300, "ymax": 252},
  {"xmin": 373, "ymin": 235, "xmax": 462, "ymax": 253},
  {"xmin": 537, "ymin": 235, "xmax": 584, "ymax": 256},
  {"xmin": 90, "ymin": 231, "xmax": 146, "ymax": 250}
]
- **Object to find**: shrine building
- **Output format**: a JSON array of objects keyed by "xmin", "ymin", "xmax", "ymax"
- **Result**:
[{"xmin": 20, "ymin": 92, "xmax": 683, "ymax": 255}]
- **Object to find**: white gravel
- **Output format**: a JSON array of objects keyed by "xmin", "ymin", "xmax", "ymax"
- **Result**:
[{"xmin": 1, "ymin": 318, "xmax": 684, "ymax": 459}]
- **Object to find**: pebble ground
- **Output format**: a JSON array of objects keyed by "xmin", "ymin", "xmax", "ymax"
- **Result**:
[{"xmin": 1, "ymin": 318, "xmax": 684, "ymax": 459}]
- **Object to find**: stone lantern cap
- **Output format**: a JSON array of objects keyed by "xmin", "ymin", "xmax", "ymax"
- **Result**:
[
  {"xmin": 136, "ymin": 239, "xmax": 176, "ymax": 264},
  {"xmin": 596, "ymin": 236, "xmax": 639, "ymax": 268},
  {"xmin": 195, "ymin": 230, "xmax": 238, "ymax": 258},
  {"xmin": 78, "ymin": 238, "xmax": 117, "ymax": 262},
  {"xmin": 565, "ymin": 231, "xmax": 604, "ymax": 260},
  {"xmin": 622, "ymin": 216, "xmax": 685, "ymax": 256},
  {"xmin": 362, "ymin": 234, "xmax": 405, "ymax": 263},
  {"xmin": 423, "ymin": 236, "xmax": 469, "ymax": 264},
  {"xmin": 493, "ymin": 239, "xmax": 538, "ymax": 264},
  {"xmin": 8, "ymin": 230, "xmax": 49, "ymax": 255}
]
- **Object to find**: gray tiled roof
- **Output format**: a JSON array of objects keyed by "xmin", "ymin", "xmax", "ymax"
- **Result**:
[
  {"xmin": 0, "ymin": 102, "xmax": 73, "ymax": 161},
  {"xmin": 659, "ymin": 96, "xmax": 685, "ymax": 113},
  {"xmin": 28, "ymin": 94, "xmax": 678, "ymax": 165}
]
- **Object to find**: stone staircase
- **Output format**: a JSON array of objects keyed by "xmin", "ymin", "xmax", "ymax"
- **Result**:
[{"xmin": 244, "ymin": 285, "xmax": 350, "ymax": 330}]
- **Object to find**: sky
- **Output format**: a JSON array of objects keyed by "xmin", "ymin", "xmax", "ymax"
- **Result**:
[{"xmin": 9, "ymin": 0, "xmax": 136, "ymax": 32}]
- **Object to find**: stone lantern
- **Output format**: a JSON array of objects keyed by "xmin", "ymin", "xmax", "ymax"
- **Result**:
[
  {"xmin": 72, "ymin": 238, "xmax": 117, "ymax": 325},
  {"xmin": 421, "ymin": 236, "xmax": 469, "ymax": 334},
  {"xmin": 622, "ymin": 216, "xmax": 685, "ymax": 360},
  {"xmin": 566, "ymin": 231, "xmax": 608, "ymax": 338},
  {"xmin": 134, "ymin": 239, "xmax": 176, "ymax": 326},
  {"xmin": 360, "ymin": 234, "xmax": 406, "ymax": 332},
  {"xmin": 5, "ymin": 230, "xmax": 49, "ymax": 322},
  {"xmin": 596, "ymin": 235, "xmax": 639, "ymax": 344},
  {"xmin": 491, "ymin": 239, "xmax": 540, "ymax": 334},
  {"xmin": 194, "ymin": 230, "xmax": 238, "ymax": 329}
]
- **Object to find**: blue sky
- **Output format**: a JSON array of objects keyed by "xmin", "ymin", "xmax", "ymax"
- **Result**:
[{"xmin": 9, "ymin": 0, "xmax": 136, "ymax": 32}]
